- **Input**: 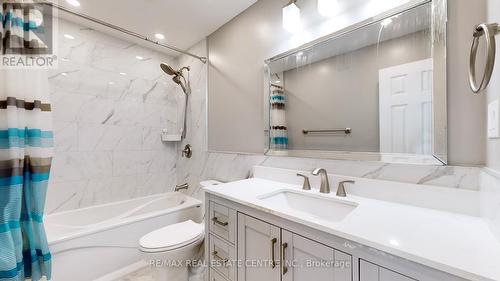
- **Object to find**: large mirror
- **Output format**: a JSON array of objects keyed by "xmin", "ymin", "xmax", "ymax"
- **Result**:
[{"xmin": 265, "ymin": 0, "xmax": 447, "ymax": 165}]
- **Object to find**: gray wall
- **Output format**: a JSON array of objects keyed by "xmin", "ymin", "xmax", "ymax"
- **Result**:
[
  {"xmin": 486, "ymin": 0, "xmax": 500, "ymax": 171},
  {"xmin": 446, "ymin": 0, "xmax": 487, "ymax": 166},
  {"xmin": 284, "ymin": 31, "xmax": 430, "ymax": 152},
  {"xmin": 208, "ymin": 0, "xmax": 487, "ymax": 166},
  {"xmin": 207, "ymin": 0, "xmax": 286, "ymax": 153}
]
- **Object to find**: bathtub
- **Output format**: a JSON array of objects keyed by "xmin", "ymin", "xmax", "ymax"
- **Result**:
[{"xmin": 45, "ymin": 192, "xmax": 202, "ymax": 281}]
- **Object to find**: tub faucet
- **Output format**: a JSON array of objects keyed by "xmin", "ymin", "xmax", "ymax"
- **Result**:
[
  {"xmin": 175, "ymin": 183, "xmax": 189, "ymax": 192},
  {"xmin": 312, "ymin": 168, "xmax": 330, "ymax": 193}
]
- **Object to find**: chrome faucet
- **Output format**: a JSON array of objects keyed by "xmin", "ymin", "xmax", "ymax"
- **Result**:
[
  {"xmin": 336, "ymin": 180, "xmax": 355, "ymax": 197},
  {"xmin": 312, "ymin": 168, "xmax": 330, "ymax": 193},
  {"xmin": 174, "ymin": 183, "xmax": 189, "ymax": 192}
]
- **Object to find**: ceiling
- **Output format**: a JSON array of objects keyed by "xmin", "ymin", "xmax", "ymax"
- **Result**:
[{"xmin": 57, "ymin": 0, "xmax": 258, "ymax": 57}]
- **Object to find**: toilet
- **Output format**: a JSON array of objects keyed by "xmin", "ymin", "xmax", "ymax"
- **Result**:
[
  {"xmin": 139, "ymin": 220, "xmax": 204, "ymax": 281},
  {"xmin": 139, "ymin": 180, "xmax": 222, "ymax": 281}
]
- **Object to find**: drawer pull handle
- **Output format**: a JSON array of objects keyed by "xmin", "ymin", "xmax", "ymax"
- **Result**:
[
  {"xmin": 212, "ymin": 250, "xmax": 228, "ymax": 264},
  {"xmin": 271, "ymin": 238, "xmax": 277, "ymax": 268},
  {"xmin": 281, "ymin": 242, "xmax": 288, "ymax": 275},
  {"xmin": 212, "ymin": 217, "xmax": 229, "ymax": 227}
]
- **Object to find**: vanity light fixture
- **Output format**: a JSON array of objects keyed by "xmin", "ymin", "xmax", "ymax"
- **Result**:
[
  {"xmin": 381, "ymin": 18, "xmax": 393, "ymax": 27},
  {"xmin": 318, "ymin": 0, "xmax": 340, "ymax": 17},
  {"xmin": 65, "ymin": 0, "xmax": 80, "ymax": 7},
  {"xmin": 155, "ymin": 33, "xmax": 165, "ymax": 40},
  {"xmin": 389, "ymin": 239, "xmax": 400, "ymax": 246},
  {"xmin": 283, "ymin": 0, "xmax": 302, "ymax": 33},
  {"xmin": 381, "ymin": 15, "xmax": 399, "ymax": 27},
  {"xmin": 64, "ymin": 34, "xmax": 75, "ymax": 40}
]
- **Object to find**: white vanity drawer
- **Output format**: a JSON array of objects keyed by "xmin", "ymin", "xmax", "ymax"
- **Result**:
[
  {"xmin": 210, "ymin": 268, "xmax": 229, "ymax": 281},
  {"xmin": 209, "ymin": 201, "xmax": 236, "ymax": 244},
  {"xmin": 209, "ymin": 234, "xmax": 236, "ymax": 281}
]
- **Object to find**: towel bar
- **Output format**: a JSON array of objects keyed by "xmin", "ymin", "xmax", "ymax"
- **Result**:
[{"xmin": 302, "ymin": 128, "xmax": 351, "ymax": 135}]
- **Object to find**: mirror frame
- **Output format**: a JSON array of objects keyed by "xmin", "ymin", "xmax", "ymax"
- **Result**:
[{"xmin": 263, "ymin": 0, "xmax": 447, "ymax": 165}]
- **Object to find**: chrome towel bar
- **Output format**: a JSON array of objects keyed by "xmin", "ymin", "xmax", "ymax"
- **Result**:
[
  {"xmin": 469, "ymin": 23, "xmax": 500, "ymax": 94},
  {"xmin": 302, "ymin": 128, "xmax": 351, "ymax": 135}
]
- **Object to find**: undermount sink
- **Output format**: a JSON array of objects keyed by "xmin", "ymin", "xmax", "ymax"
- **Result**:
[{"xmin": 258, "ymin": 190, "xmax": 358, "ymax": 222}]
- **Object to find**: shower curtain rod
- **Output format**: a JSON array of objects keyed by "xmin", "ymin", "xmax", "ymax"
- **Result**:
[{"xmin": 46, "ymin": 2, "xmax": 208, "ymax": 63}]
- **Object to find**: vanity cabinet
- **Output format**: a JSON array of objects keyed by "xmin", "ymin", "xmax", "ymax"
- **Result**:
[
  {"xmin": 207, "ymin": 201, "xmax": 238, "ymax": 281},
  {"xmin": 205, "ymin": 194, "xmax": 467, "ymax": 281},
  {"xmin": 237, "ymin": 213, "xmax": 352, "ymax": 281}
]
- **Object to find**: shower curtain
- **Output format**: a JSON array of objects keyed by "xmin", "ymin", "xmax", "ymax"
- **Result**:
[
  {"xmin": 1, "ymin": 2, "xmax": 53, "ymax": 281},
  {"xmin": 270, "ymin": 87, "xmax": 288, "ymax": 150}
]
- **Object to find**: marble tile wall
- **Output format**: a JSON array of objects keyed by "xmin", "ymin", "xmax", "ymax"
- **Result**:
[
  {"xmin": 182, "ymin": 152, "xmax": 482, "ymax": 200},
  {"xmin": 175, "ymin": 40, "xmax": 209, "ymax": 199},
  {"xmin": 45, "ymin": 19, "xmax": 183, "ymax": 214}
]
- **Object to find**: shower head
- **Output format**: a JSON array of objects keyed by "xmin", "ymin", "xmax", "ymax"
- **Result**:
[
  {"xmin": 160, "ymin": 63, "xmax": 191, "ymax": 139},
  {"xmin": 160, "ymin": 63, "xmax": 179, "ymax": 76},
  {"xmin": 160, "ymin": 62, "xmax": 191, "ymax": 95}
]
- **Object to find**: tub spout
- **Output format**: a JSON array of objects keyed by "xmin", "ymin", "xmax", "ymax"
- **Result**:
[{"xmin": 175, "ymin": 183, "xmax": 189, "ymax": 192}]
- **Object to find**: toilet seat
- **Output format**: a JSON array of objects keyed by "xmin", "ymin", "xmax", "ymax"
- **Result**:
[{"xmin": 139, "ymin": 220, "xmax": 204, "ymax": 253}]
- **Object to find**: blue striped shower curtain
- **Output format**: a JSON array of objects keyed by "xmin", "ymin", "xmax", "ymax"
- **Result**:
[{"xmin": 1, "ymin": 1, "xmax": 53, "ymax": 281}]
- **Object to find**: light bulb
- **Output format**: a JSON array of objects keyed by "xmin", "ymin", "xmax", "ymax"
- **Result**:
[
  {"xmin": 318, "ymin": 0, "xmax": 340, "ymax": 17},
  {"xmin": 282, "ymin": 2, "xmax": 302, "ymax": 33}
]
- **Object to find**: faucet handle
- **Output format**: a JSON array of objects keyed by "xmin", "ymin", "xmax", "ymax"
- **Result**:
[
  {"xmin": 336, "ymin": 180, "xmax": 355, "ymax": 197},
  {"xmin": 296, "ymin": 173, "xmax": 311, "ymax": 190}
]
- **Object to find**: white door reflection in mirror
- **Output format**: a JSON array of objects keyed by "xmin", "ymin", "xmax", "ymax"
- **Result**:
[{"xmin": 379, "ymin": 59, "xmax": 433, "ymax": 154}]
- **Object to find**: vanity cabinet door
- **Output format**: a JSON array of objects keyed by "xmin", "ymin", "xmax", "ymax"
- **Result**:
[
  {"xmin": 281, "ymin": 230, "xmax": 352, "ymax": 281},
  {"xmin": 360, "ymin": 260, "xmax": 416, "ymax": 281},
  {"xmin": 237, "ymin": 213, "xmax": 281, "ymax": 281}
]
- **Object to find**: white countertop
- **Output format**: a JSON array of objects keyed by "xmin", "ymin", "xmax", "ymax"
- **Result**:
[{"xmin": 204, "ymin": 178, "xmax": 500, "ymax": 281}]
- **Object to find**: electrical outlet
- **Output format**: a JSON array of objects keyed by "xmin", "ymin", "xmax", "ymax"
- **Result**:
[
  {"xmin": 488, "ymin": 99, "xmax": 500, "ymax": 139},
  {"xmin": 161, "ymin": 129, "xmax": 169, "ymax": 141}
]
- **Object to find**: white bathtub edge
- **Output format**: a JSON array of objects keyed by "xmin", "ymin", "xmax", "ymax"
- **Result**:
[{"xmin": 47, "ymin": 193, "xmax": 202, "ymax": 246}]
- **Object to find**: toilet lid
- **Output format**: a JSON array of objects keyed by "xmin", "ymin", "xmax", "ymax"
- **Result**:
[{"xmin": 139, "ymin": 220, "xmax": 204, "ymax": 251}]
